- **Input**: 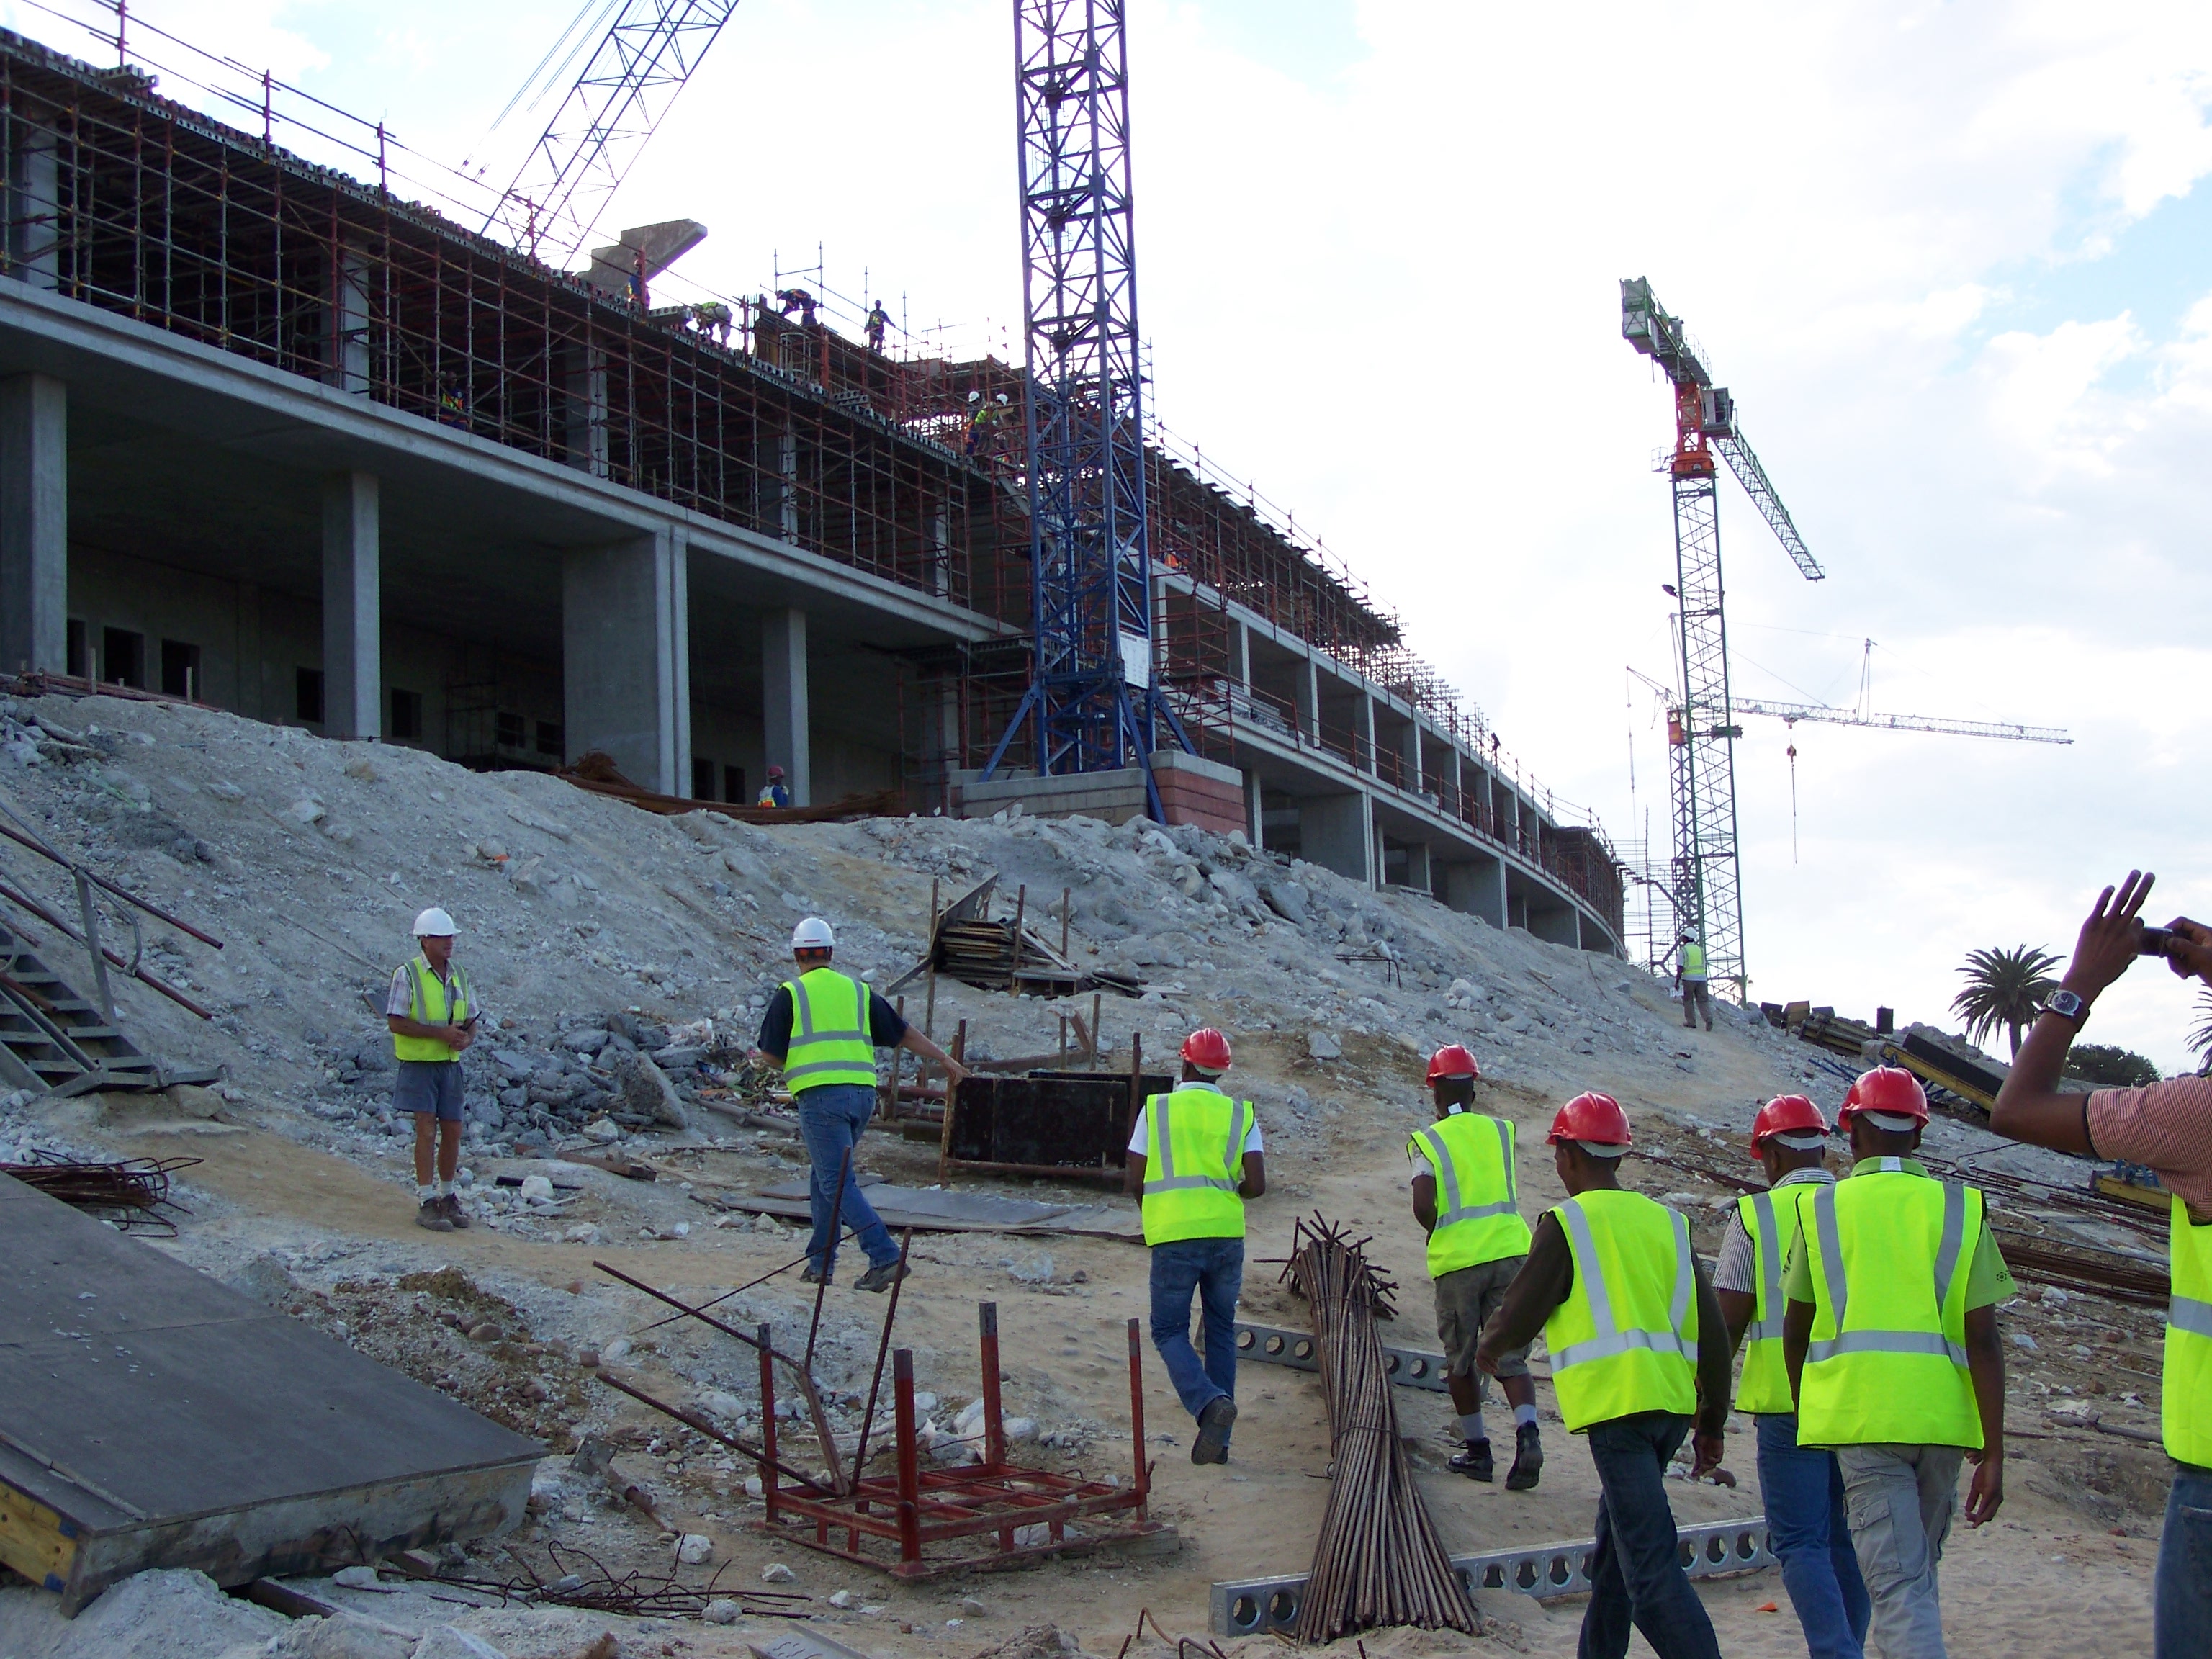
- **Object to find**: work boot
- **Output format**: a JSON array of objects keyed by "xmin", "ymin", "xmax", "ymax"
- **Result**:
[
  {"xmin": 1192, "ymin": 1396, "xmax": 1237, "ymax": 1465},
  {"xmin": 800, "ymin": 1265, "xmax": 832, "ymax": 1286},
  {"xmin": 1448, "ymin": 1439, "xmax": 1494, "ymax": 1481},
  {"xmin": 415, "ymin": 1200, "xmax": 454, "ymax": 1233},
  {"xmin": 439, "ymin": 1193, "xmax": 472, "ymax": 1230},
  {"xmin": 853, "ymin": 1260, "xmax": 909, "ymax": 1294},
  {"xmin": 1506, "ymin": 1422, "xmax": 1544, "ymax": 1491}
]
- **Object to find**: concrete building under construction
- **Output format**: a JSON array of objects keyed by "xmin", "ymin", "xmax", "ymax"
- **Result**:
[{"xmin": 0, "ymin": 27, "xmax": 1624, "ymax": 953}]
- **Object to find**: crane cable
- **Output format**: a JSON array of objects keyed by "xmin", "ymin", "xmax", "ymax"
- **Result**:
[{"xmin": 1787, "ymin": 730, "xmax": 1800, "ymax": 867}]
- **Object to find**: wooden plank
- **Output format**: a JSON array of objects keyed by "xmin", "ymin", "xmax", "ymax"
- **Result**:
[
  {"xmin": 2095, "ymin": 1174, "xmax": 2172, "ymax": 1216},
  {"xmin": 0, "ymin": 1477, "xmax": 76, "ymax": 1591}
]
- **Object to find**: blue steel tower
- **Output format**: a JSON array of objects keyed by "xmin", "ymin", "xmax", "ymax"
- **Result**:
[{"xmin": 981, "ymin": 0, "xmax": 1190, "ymax": 819}]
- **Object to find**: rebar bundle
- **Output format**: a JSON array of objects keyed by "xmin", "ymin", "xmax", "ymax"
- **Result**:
[
  {"xmin": 1284, "ymin": 1216, "xmax": 1476, "ymax": 1642},
  {"xmin": 1, "ymin": 1153, "xmax": 198, "ymax": 1234}
]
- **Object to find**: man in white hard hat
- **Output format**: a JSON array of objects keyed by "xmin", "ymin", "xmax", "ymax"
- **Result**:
[
  {"xmin": 387, "ymin": 907, "xmax": 480, "ymax": 1232},
  {"xmin": 754, "ymin": 917, "xmax": 969, "ymax": 1290}
]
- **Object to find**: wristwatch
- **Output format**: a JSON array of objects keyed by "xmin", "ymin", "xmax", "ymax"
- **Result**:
[{"xmin": 2042, "ymin": 989, "xmax": 2090, "ymax": 1025}]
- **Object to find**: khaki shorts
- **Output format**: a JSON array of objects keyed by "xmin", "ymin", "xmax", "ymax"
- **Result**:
[{"xmin": 1434, "ymin": 1254, "xmax": 1529, "ymax": 1382}]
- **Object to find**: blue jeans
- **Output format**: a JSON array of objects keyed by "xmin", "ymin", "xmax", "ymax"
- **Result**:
[
  {"xmin": 1758, "ymin": 1413, "xmax": 1870, "ymax": 1659},
  {"xmin": 796, "ymin": 1084, "xmax": 896, "ymax": 1275},
  {"xmin": 2157, "ymin": 1459, "xmax": 2212, "ymax": 1658},
  {"xmin": 1581, "ymin": 1412, "xmax": 1722, "ymax": 1659},
  {"xmin": 1148, "ymin": 1237, "xmax": 1243, "ymax": 1434}
]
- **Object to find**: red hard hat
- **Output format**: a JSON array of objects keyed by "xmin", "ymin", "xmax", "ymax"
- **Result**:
[
  {"xmin": 1838, "ymin": 1066, "xmax": 1929, "ymax": 1126},
  {"xmin": 1181, "ymin": 1027, "xmax": 1233, "ymax": 1073},
  {"xmin": 1748, "ymin": 1094, "xmax": 1830, "ymax": 1158},
  {"xmin": 1427, "ymin": 1043, "xmax": 1481, "ymax": 1083},
  {"xmin": 1547, "ymin": 1091, "xmax": 1632, "ymax": 1148}
]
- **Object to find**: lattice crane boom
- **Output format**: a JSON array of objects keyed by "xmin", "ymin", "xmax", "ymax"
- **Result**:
[
  {"xmin": 487, "ymin": 0, "xmax": 742, "ymax": 265},
  {"xmin": 1736, "ymin": 701, "xmax": 2070, "ymax": 745}
]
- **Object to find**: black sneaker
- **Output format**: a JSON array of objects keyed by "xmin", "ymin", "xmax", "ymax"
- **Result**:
[
  {"xmin": 800, "ymin": 1266, "xmax": 831, "ymax": 1286},
  {"xmin": 414, "ymin": 1200, "xmax": 454, "ymax": 1233},
  {"xmin": 1506, "ymin": 1422, "xmax": 1544, "ymax": 1491},
  {"xmin": 1449, "ymin": 1438, "xmax": 1494, "ymax": 1481},
  {"xmin": 1192, "ymin": 1396, "xmax": 1237, "ymax": 1465},
  {"xmin": 853, "ymin": 1260, "xmax": 909, "ymax": 1294}
]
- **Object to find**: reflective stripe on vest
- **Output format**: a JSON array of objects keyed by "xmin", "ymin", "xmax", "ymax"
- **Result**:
[
  {"xmin": 781, "ymin": 969, "xmax": 877, "ymax": 1092},
  {"xmin": 1411, "ymin": 1114, "xmax": 1532, "ymax": 1277},
  {"xmin": 1141, "ymin": 1086, "xmax": 1251, "ymax": 1246},
  {"xmin": 1734, "ymin": 1184, "xmax": 1815, "ymax": 1416},
  {"xmin": 392, "ymin": 957, "xmax": 471, "ymax": 1063},
  {"xmin": 1541, "ymin": 1191, "xmax": 1698, "ymax": 1431},
  {"xmin": 2165, "ymin": 1196, "xmax": 2212, "ymax": 1466},
  {"xmin": 1681, "ymin": 944, "xmax": 1707, "ymax": 979},
  {"xmin": 1797, "ymin": 1167, "xmax": 1982, "ymax": 1449}
]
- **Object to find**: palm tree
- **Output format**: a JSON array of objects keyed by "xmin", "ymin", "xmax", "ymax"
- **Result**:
[
  {"xmin": 1951, "ymin": 944, "xmax": 2063, "ymax": 1059},
  {"xmin": 2189, "ymin": 987, "xmax": 2212, "ymax": 1073}
]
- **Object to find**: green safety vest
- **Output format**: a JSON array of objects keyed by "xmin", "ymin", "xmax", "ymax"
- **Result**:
[
  {"xmin": 392, "ymin": 957, "xmax": 472, "ymax": 1063},
  {"xmin": 2166, "ymin": 1197, "xmax": 2212, "ymax": 1467},
  {"xmin": 1734, "ymin": 1182, "xmax": 1820, "ymax": 1415},
  {"xmin": 1797, "ymin": 1162, "xmax": 1984, "ymax": 1449},
  {"xmin": 1542, "ymin": 1190, "xmax": 1698, "ymax": 1432},
  {"xmin": 780, "ymin": 968, "xmax": 878, "ymax": 1094},
  {"xmin": 1140, "ymin": 1084, "xmax": 1253, "ymax": 1246},
  {"xmin": 1409, "ymin": 1112, "xmax": 1531, "ymax": 1277},
  {"xmin": 1681, "ymin": 944, "xmax": 1707, "ymax": 980}
]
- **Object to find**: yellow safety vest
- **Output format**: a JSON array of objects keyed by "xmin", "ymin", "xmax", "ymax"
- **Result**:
[
  {"xmin": 1542, "ymin": 1190, "xmax": 1698, "ymax": 1432},
  {"xmin": 1681, "ymin": 944, "xmax": 1707, "ymax": 979},
  {"xmin": 392, "ymin": 957, "xmax": 472, "ymax": 1063},
  {"xmin": 1409, "ymin": 1112, "xmax": 1531, "ymax": 1277},
  {"xmin": 780, "ymin": 968, "xmax": 877, "ymax": 1094},
  {"xmin": 1734, "ymin": 1182, "xmax": 1820, "ymax": 1415},
  {"xmin": 2166, "ymin": 1197, "xmax": 2212, "ymax": 1467},
  {"xmin": 1797, "ymin": 1162, "xmax": 1984, "ymax": 1449},
  {"xmin": 1140, "ymin": 1084, "xmax": 1253, "ymax": 1246}
]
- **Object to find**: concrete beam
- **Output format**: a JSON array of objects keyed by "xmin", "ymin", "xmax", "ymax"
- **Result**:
[
  {"xmin": 763, "ymin": 606, "xmax": 809, "ymax": 806},
  {"xmin": 1299, "ymin": 791, "xmax": 1372, "ymax": 886},
  {"xmin": 564, "ymin": 529, "xmax": 687, "ymax": 793},
  {"xmin": 0, "ymin": 372, "xmax": 65, "ymax": 673},
  {"xmin": 320, "ymin": 471, "xmax": 379, "ymax": 738}
]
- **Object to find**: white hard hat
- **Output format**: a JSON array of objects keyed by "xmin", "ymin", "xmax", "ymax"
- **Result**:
[
  {"xmin": 791, "ymin": 917, "xmax": 835, "ymax": 951},
  {"xmin": 413, "ymin": 907, "xmax": 458, "ymax": 938}
]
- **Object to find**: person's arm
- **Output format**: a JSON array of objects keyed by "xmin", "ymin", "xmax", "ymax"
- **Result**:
[
  {"xmin": 387, "ymin": 1013, "xmax": 469, "ymax": 1047},
  {"xmin": 1688, "ymin": 1259, "xmax": 1735, "ymax": 1483},
  {"xmin": 1239, "ymin": 1150, "xmax": 1265, "ymax": 1200},
  {"xmin": 1476, "ymin": 1214, "xmax": 1570, "ymax": 1372},
  {"xmin": 1712, "ymin": 1208, "xmax": 1758, "ymax": 1358},
  {"xmin": 1783, "ymin": 1298, "xmax": 1815, "ymax": 1406},
  {"xmin": 896, "ymin": 1025, "xmax": 970, "ymax": 1084},
  {"xmin": 1716, "ymin": 1287, "xmax": 1757, "ymax": 1357},
  {"xmin": 1963, "ymin": 1305, "xmax": 2005, "ymax": 1525},
  {"xmin": 1412, "ymin": 1171, "xmax": 1439, "ymax": 1232},
  {"xmin": 1990, "ymin": 871, "xmax": 2152, "ymax": 1154},
  {"xmin": 1124, "ymin": 1149, "xmax": 1145, "ymax": 1197},
  {"xmin": 751, "ymin": 986, "xmax": 795, "ymax": 1069},
  {"xmin": 872, "ymin": 989, "xmax": 971, "ymax": 1084}
]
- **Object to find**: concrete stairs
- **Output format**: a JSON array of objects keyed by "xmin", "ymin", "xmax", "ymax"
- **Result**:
[{"xmin": 0, "ymin": 922, "xmax": 215, "ymax": 1097}]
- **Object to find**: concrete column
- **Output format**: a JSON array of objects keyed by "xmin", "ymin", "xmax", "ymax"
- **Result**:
[
  {"xmin": 763, "ymin": 606, "xmax": 810, "ymax": 806},
  {"xmin": 6, "ymin": 111, "xmax": 58, "ymax": 290},
  {"xmin": 1233, "ymin": 621, "xmax": 1251, "ymax": 690},
  {"xmin": 1404, "ymin": 841, "xmax": 1432, "ymax": 894},
  {"xmin": 1244, "ymin": 768, "xmax": 1264, "ymax": 850},
  {"xmin": 563, "ymin": 528, "xmax": 686, "ymax": 793},
  {"xmin": 1357, "ymin": 694, "xmax": 1376, "ymax": 775},
  {"xmin": 929, "ymin": 505, "xmax": 951, "ymax": 599},
  {"xmin": 325, "ymin": 243, "xmax": 370, "ymax": 397},
  {"xmin": 1295, "ymin": 656, "xmax": 1318, "ymax": 741},
  {"xmin": 1444, "ymin": 855, "xmax": 1507, "ymax": 927},
  {"xmin": 0, "ymin": 374, "xmax": 66, "ymax": 675},
  {"xmin": 565, "ymin": 345, "xmax": 609, "ymax": 477},
  {"xmin": 778, "ymin": 429, "xmax": 800, "ymax": 542},
  {"xmin": 320, "ymin": 472, "xmax": 380, "ymax": 737},
  {"xmin": 1299, "ymin": 790, "xmax": 1372, "ymax": 885},
  {"xmin": 233, "ymin": 580, "xmax": 262, "ymax": 719}
]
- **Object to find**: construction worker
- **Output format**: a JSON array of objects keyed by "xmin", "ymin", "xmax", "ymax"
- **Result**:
[
  {"xmin": 1674, "ymin": 930, "xmax": 1712, "ymax": 1030},
  {"xmin": 1123, "ymin": 1028, "xmax": 1264, "ymax": 1465},
  {"xmin": 1477, "ymin": 1092, "xmax": 1727, "ymax": 1659},
  {"xmin": 753, "ymin": 917, "xmax": 969, "ymax": 1290},
  {"xmin": 692, "ymin": 300, "xmax": 734, "ymax": 346},
  {"xmin": 1407, "ymin": 1043, "xmax": 1542, "ymax": 1488},
  {"xmin": 776, "ymin": 287, "xmax": 818, "ymax": 326},
  {"xmin": 387, "ymin": 908, "xmax": 479, "ymax": 1233},
  {"xmin": 1984, "ymin": 870, "xmax": 2212, "ymax": 1659},
  {"xmin": 1715, "ymin": 1095, "xmax": 1869, "ymax": 1659},
  {"xmin": 865, "ymin": 300, "xmax": 889, "ymax": 352},
  {"xmin": 1782, "ymin": 1067, "xmax": 2013, "ymax": 1659},
  {"xmin": 756, "ymin": 764, "xmax": 791, "ymax": 809}
]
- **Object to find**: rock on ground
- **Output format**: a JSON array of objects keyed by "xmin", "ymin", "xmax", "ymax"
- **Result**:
[{"xmin": 0, "ymin": 1569, "xmax": 285, "ymax": 1659}]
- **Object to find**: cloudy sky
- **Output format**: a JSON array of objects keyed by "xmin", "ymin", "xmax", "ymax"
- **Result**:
[{"xmin": 11, "ymin": 0, "xmax": 2209, "ymax": 1075}]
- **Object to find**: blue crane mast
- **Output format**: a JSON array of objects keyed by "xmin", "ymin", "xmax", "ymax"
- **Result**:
[{"xmin": 980, "ymin": 0, "xmax": 1192, "ymax": 820}]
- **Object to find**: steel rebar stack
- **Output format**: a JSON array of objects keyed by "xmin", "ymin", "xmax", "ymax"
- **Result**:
[{"xmin": 1284, "ymin": 1215, "xmax": 1477, "ymax": 1642}]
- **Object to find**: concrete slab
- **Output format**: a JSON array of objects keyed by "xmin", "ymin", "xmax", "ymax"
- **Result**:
[{"xmin": 0, "ymin": 1174, "xmax": 540, "ymax": 1613}]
